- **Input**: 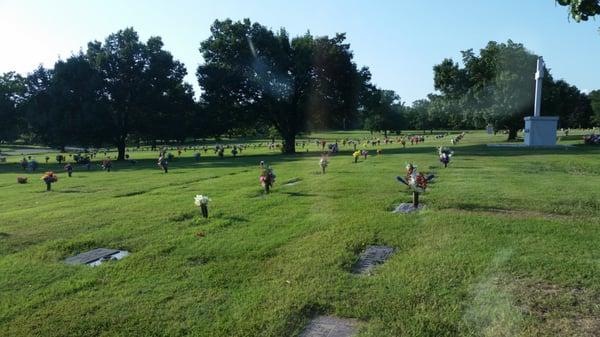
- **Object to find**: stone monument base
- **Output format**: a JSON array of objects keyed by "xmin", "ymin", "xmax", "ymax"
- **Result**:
[{"xmin": 524, "ymin": 116, "xmax": 558, "ymax": 146}]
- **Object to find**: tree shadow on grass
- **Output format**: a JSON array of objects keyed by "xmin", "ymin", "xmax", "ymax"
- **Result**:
[{"xmin": 281, "ymin": 191, "xmax": 318, "ymax": 197}]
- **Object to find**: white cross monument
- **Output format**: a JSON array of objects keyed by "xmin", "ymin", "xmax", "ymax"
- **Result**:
[{"xmin": 523, "ymin": 57, "xmax": 559, "ymax": 146}]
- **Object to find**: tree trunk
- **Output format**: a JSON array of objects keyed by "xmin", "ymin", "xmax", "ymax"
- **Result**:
[
  {"xmin": 117, "ymin": 140, "xmax": 126, "ymax": 161},
  {"xmin": 507, "ymin": 128, "xmax": 517, "ymax": 141},
  {"xmin": 282, "ymin": 134, "xmax": 296, "ymax": 154}
]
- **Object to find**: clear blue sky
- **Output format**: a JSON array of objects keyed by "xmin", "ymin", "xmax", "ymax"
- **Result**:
[{"xmin": 1, "ymin": 0, "xmax": 598, "ymax": 104}]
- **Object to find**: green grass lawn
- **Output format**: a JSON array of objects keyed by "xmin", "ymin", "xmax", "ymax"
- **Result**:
[{"xmin": 1, "ymin": 130, "xmax": 599, "ymax": 337}]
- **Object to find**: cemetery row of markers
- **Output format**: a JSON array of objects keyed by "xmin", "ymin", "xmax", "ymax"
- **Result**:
[{"xmin": 6, "ymin": 134, "xmax": 464, "ymax": 336}]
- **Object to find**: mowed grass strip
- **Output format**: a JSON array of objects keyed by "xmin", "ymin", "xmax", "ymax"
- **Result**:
[{"xmin": 1, "ymin": 130, "xmax": 600, "ymax": 336}]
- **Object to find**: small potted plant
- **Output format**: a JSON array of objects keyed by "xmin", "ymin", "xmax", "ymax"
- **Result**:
[
  {"xmin": 194, "ymin": 194, "xmax": 211, "ymax": 218},
  {"xmin": 41, "ymin": 171, "xmax": 58, "ymax": 191}
]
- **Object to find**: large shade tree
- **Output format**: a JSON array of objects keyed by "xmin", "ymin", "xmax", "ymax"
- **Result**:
[
  {"xmin": 23, "ymin": 66, "xmax": 54, "ymax": 145},
  {"xmin": 431, "ymin": 40, "xmax": 593, "ymax": 139},
  {"xmin": 197, "ymin": 19, "xmax": 364, "ymax": 153},
  {"xmin": 361, "ymin": 88, "xmax": 405, "ymax": 135},
  {"xmin": 589, "ymin": 90, "xmax": 600, "ymax": 125},
  {"xmin": 86, "ymin": 28, "xmax": 194, "ymax": 159},
  {"xmin": 433, "ymin": 41, "xmax": 539, "ymax": 139},
  {"xmin": 0, "ymin": 72, "xmax": 26, "ymax": 142},
  {"xmin": 26, "ymin": 54, "xmax": 112, "ymax": 149}
]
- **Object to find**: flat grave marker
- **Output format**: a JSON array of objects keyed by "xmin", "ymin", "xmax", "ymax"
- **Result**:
[
  {"xmin": 352, "ymin": 245, "xmax": 395, "ymax": 275},
  {"xmin": 392, "ymin": 203, "xmax": 424, "ymax": 213},
  {"xmin": 300, "ymin": 316, "xmax": 358, "ymax": 337},
  {"xmin": 283, "ymin": 178, "xmax": 302, "ymax": 186},
  {"xmin": 65, "ymin": 248, "xmax": 129, "ymax": 266}
]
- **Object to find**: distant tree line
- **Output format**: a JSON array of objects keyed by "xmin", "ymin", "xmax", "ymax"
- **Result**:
[
  {"xmin": 1, "ymin": 19, "xmax": 598, "ymax": 157},
  {"xmin": 413, "ymin": 40, "xmax": 596, "ymax": 139}
]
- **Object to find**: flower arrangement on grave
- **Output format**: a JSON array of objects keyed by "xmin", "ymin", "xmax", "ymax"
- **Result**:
[
  {"xmin": 583, "ymin": 134, "xmax": 599, "ymax": 145},
  {"xmin": 17, "ymin": 176, "xmax": 28, "ymax": 184},
  {"xmin": 259, "ymin": 162, "xmax": 276, "ymax": 193},
  {"xmin": 438, "ymin": 147, "xmax": 453, "ymax": 168},
  {"xmin": 41, "ymin": 171, "xmax": 58, "ymax": 191},
  {"xmin": 28, "ymin": 160, "xmax": 38, "ymax": 172},
  {"xmin": 102, "ymin": 158, "xmax": 112, "ymax": 172},
  {"xmin": 319, "ymin": 155, "xmax": 329, "ymax": 174},
  {"xmin": 158, "ymin": 154, "xmax": 168, "ymax": 173},
  {"xmin": 352, "ymin": 150, "xmax": 361, "ymax": 163},
  {"xmin": 64, "ymin": 163, "xmax": 73, "ymax": 177},
  {"xmin": 396, "ymin": 163, "xmax": 434, "ymax": 208},
  {"xmin": 194, "ymin": 194, "xmax": 211, "ymax": 218}
]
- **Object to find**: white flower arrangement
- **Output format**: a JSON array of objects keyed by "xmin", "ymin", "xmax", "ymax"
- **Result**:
[
  {"xmin": 194, "ymin": 194, "xmax": 211, "ymax": 218},
  {"xmin": 194, "ymin": 195, "xmax": 210, "ymax": 206}
]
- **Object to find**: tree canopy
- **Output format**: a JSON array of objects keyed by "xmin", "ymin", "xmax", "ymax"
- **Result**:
[
  {"xmin": 0, "ymin": 72, "xmax": 26, "ymax": 142},
  {"xmin": 197, "ymin": 19, "xmax": 367, "ymax": 153},
  {"xmin": 87, "ymin": 28, "xmax": 195, "ymax": 159},
  {"xmin": 428, "ymin": 40, "xmax": 593, "ymax": 139},
  {"xmin": 0, "ymin": 23, "xmax": 596, "ymax": 149},
  {"xmin": 556, "ymin": 0, "xmax": 600, "ymax": 22}
]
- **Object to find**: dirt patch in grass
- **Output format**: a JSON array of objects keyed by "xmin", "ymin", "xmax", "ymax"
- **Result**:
[
  {"xmin": 511, "ymin": 278, "xmax": 600, "ymax": 337},
  {"xmin": 465, "ymin": 274, "xmax": 600, "ymax": 337},
  {"xmin": 521, "ymin": 161, "xmax": 600, "ymax": 176},
  {"xmin": 446, "ymin": 205, "xmax": 572, "ymax": 220}
]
